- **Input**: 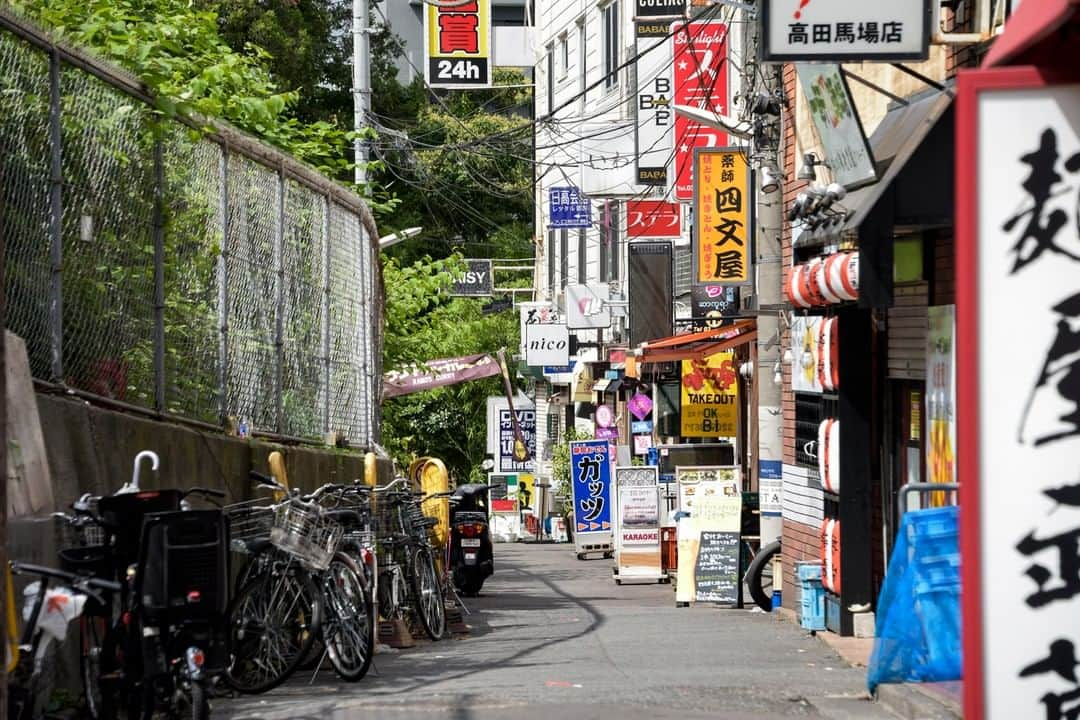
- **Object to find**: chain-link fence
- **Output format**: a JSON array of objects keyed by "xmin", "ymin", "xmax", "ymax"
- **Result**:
[{"xmin": 0, "ymin": 9, "xmax": 382, "ymax": 446}]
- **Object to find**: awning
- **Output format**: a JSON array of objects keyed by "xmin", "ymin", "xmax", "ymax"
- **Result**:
[
  {"xmin": 636, "ymin": 320, "xmax": 757, "ymax": 364},
  {"xmin": 796, "ymin": 88, "xmax": 954, "ymax": 248},
  {"xmin": 983, "ymin": 0, "xmax": 1080, "ymax": 68},
  {"xmin": 593, "ymin": 378, "xmax": 623, "ymax": 394}
]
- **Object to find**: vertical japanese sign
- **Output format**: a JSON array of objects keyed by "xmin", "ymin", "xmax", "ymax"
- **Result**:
[
  {"xmin": 548, "ymin": 186, "xmax": 592, "ymax": 228},
  {"xmin": 499, "ymin": 409, "xmax": 536, "ymax": 474},
  {"xmin": 613, "ymin": 466, "xmax": 663, "ymax": 580},
  {"xmin": 672, "ymin": 20, "xmax": 729, "ymax": 201},
  {"xmin": 680, "ymin": 351, "xmax": 738, "ymax": 437},
  {"xmin": 957, "ymin": 68, "xmax": 1080, "ymax": 720},
  {"xmin": 570, "ymin": 440, "xmax": 613, "ymax": 534},
  {"xmin": 635, "ymin": 21, "xmax": 674, "ymax": 186},
  {"xmin": 424, "ymin": 0, "xmax": 491, "ymax": 88},
  {"xmin": 694, "ymin": 148, "xmax": 752, "ymax": 285},
  {"xmin": 626, "ymin": 200, "xmax": 682, "ymax": 238},
  {"xmin": 926, "ymin": 305, "xmax": 956, "ymax": 492}
]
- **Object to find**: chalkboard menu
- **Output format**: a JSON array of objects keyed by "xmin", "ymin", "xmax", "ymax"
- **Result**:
[{"xmin": 694, "ymin": 531, "xmax": 740, "ymax": 604}]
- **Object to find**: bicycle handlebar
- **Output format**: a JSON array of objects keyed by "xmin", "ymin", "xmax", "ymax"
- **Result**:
[{"xmin": 10, "ymin": 562, "xmax": 121, "ymax": 593}]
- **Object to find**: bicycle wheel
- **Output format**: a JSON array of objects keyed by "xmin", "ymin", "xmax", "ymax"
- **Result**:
[
  {"xmin": 80, "ymin": 615, "xmax": 108, "ymax": 719},
  {"xmin": 323, "ymin": 553, "xmax": 374, "ymax": 682},
  {"xmin": 746, "ymin": 540, "xmax": 781, "ymax": 612},
  {"xmin": 409, "ymin": 546, "xmax": 445, "ymax": 640},
  {"xmin": 225, "ymin": 565, "xmax": 323, "ymax": 694}
]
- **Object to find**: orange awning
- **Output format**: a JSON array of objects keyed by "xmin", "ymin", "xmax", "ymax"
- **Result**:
[{"xmin": 637, "ymin": 320, "xmax": 756, "ymax": 364}]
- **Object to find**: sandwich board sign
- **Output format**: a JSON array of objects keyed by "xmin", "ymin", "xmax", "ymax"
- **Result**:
[
  {"xmin": 569, "ymin": 439, "xmax": 613, "ymax": 557},
  {"xmin": 612, "ymin": 466, "xmax": 664, "ymax": 583}
]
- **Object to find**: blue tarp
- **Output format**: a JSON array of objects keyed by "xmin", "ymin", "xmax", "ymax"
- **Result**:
[{"xmin": 867, "ymin": 506, "xmax": 962, "ymax": 693}]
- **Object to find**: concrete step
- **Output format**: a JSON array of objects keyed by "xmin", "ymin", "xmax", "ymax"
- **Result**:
[{"xmin": 875, "ymin": 682, "xmax": 963, "ymax": 720}]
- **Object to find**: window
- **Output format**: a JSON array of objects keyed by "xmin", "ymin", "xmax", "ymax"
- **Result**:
[
  {"xmin": 558, "ymin": 34, "xmax": 568, "ymax": 79},
  {"xmin": 601, "ymin": 2, "xmax": 619, "ymax": 91},
  {"xmin": 577, "ymin": 229, "xmax": 587, "ymax": 283},
  {"xmin": 560, "ymin": 230, "xmax": 569, "ymax": 289},
  {"xmin": 578, "ymin": 19, "xmax": 587, "ymax": 107},
  {"xmin": 547, "ymin": 229, "xmax": 556, "ymax": 293},
  {"xmin": 546, "ymin": 44, "xmax": 555, "ymax": 115}
]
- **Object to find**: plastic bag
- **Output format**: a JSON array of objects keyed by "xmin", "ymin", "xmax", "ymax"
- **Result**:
[
  {"xmin": 22, "ymin": 582, "xmax": 86, "ymax": 657},
  {"xmin": 867, "ymin": 506, "xmax": 962, "ymax": 693}
]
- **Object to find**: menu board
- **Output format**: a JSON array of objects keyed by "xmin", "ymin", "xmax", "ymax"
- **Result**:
[{"xmin": 694, "ymin": 531, "xmax": 740, "ymax": 603}]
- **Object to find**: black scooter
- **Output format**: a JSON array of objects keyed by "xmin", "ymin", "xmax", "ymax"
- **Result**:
[{"xmin": 448, "ymin": 484, "xmax": 494, "ymax": 597}]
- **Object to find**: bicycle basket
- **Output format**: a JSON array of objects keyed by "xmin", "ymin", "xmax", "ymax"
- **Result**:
[
  {"xmin": 270, "ymin": 502, "xmax": 343, "ymax": 571},
  {"xmin": 224, "ymin": 498, "xmax": 275, "ymax": 543}
]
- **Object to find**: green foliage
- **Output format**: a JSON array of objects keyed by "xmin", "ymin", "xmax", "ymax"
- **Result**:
[
  {"xmin": 12, "ymin": 0, "xmax": 395, "ymax": 213},
  {"xmin": 551, "ymin": 427, "xmax": 590, "ymax": 515}
]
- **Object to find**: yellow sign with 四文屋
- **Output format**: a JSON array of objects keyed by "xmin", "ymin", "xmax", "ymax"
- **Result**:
[
  {"xmin": 680, "ymin": 352, "xmax": 739, "ymax": 437},
  {"xmin": 695, "ymin": 149, "xmax": 751, "ymax": 285}
]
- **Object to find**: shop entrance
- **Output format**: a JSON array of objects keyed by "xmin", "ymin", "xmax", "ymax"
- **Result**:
[{"xmin": 886, "ymin": 381, "xmax": 925, "ymax": 554}]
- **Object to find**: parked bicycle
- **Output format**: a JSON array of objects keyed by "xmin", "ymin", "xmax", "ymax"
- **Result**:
[{"xmin": 373, "ymin": 478, "xmax": 446, "ymax": 641}]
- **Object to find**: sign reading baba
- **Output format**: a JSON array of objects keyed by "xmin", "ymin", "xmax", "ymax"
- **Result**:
[
  {"xmin": 681, "ymin": 351, "xmax": 738, "ymax": 437},
  {"xmin": 424, "ymin": 0, "xmax": 492, "ymax": 88}
]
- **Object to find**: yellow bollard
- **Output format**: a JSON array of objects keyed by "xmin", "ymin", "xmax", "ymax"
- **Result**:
[{"xmin": 267, "ymin": 450, "xmax": 290, "ymax": 501}]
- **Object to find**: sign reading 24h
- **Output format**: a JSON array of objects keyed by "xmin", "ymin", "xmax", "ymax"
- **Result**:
[
  {"xmin": 549, "ymin": 187, "xmax": 592, "ymax": 228},
  {"xmin": 424, "ymin": 0, "xmax": 492, "ymax": 88},
  {"xmin": 570, "ymin": 440, "xmax": 612, "ymax": 533}
]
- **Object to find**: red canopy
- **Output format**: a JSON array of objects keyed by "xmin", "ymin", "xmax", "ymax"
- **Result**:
[{"xmin": 983, "ymin": 0, "xmax": 1080, "ymax": 67}]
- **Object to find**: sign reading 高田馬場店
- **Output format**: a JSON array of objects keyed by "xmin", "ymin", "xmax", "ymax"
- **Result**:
[
  {"xmin": 761, "ymin": 0, "xmax": 929, "ymax": 62},
  {"xmin": 958, "ymin": 66, "xmax": 1080, "ymax": 720}
]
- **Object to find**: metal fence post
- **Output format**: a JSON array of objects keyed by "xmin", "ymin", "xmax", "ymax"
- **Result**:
[
  {"xmin": 153, "ymin": 137, "xmax": 165, "ymax": 412},
  {"xmin": 48, "ymin": 48, "xmax": 63, "ymax": 383},
  {"xmin": 273, "ymin": 170, "xmax": 286, "ymax": 433},
  {"xmin": 321, "ymin": 196, "xmax": 332, "ymax": 437},
  {"xmin": 217, "ymin": 145, "xmax": 231, "ymax": 424}
]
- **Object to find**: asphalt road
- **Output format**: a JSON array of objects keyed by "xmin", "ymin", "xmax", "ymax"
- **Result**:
[{"xmin": 218, "ymin": 543, "xmax": 896, "ymax": 720}]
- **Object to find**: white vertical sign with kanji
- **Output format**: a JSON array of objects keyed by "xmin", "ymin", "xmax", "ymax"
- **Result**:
[{"xmin": 958, "ymin": 68, "xmax": 1080, "ymax": 720}]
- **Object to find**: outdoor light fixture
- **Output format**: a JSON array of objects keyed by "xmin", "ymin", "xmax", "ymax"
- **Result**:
[
  {"xmin": 782, "ymin": 348, "xmax": 794, "ymax": 364},
  {"xmin": 797, "ymin": 152, "xmax": 828, "ymax": 182},
  {"xmin": 672, "ymin": 105, "xmax": 755, "ymax": 141},
  {"xmin": 761, "ymin": 166, "xmax": 780, "ymax": 194},
  {"xmin": 739, "ymin": 360, "xmax": 754, "ymax": 379},
  {"xmin": 378, "ymin": 226, "xmax": 423, "ymax": 250},
  {"xmin": 773, "ymin": 361, "xmax": 783, "ymax": 386},
  {"xmin": 749, "ymin": 91, "xmax": 782, "ymax": 117}
]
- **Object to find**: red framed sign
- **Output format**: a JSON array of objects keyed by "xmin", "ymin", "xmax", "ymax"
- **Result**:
[
  {"xmin": 957, "ymin": 65, "xmax": 1080, "ymax": 720},
  {"xmin": 626, "ymin": 200, "xmax": 681, "ymax": 238},
  {"xmin": 671, "ymin": 20, "xmax": 730, "ymax": 201}
]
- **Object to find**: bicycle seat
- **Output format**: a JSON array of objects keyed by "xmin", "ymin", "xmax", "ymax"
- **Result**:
[{"xmin": 325, "ymin": 509, "xmax": 365, "ymax": 526}]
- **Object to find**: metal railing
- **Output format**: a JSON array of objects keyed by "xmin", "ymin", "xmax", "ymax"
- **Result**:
[{"xmin": 0, "ymin": 8, "xmax": 382, "ymax": 445}]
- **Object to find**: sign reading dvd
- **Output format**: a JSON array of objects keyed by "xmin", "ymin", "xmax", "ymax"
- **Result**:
[{"xmin": 424, "ymin": 0, "xmax": 492, "ymax": 88}]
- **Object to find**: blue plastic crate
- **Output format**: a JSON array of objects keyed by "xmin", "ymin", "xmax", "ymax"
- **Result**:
[
  {"xmin": 797, "ymin": 561, "xmax": 822, "ymax": 582},
  {"xmin": 799, "ymin": 579, "xmax": 826, "ymax": 631}
]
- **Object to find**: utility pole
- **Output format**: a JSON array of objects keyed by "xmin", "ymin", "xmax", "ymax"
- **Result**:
[
  {"xmin": 752, "ymin": 51, "xmax": 786, "ymax": 551},
  {"xmin": 353, "ymin": 0, "xmax": 371, "ymax": 187}
]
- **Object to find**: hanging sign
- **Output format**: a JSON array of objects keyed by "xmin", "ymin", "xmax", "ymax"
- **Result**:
[
  {"xmin": 383, "ymin": 353, "xmax": 501, "ymax": 399},
  {"xmin": 613, "ymin": 466, "xmax": 663, "ymax": 581},
  {"xmin": 672, "ymin": 20, "xmax": 730, "ymax": 201},
  {"xmin": 680, "ymin": 351, "xmax": 739, "ymax": 437},
  {"xmin": 690, "ymin": 285, "xmax": 740, "ymax": 331},
  {"xmin": 628, "ymin": 392, "xmax": 654, "ymax": 421},
  {"xmin": 694, "ymin": 148, "xmax": 752, "ymax": 286},
  {"xmin": 636, "ymin": 0, "xmax": 684, "ymax": 18},
  {"xmin": 635, "ymin": 23, "xmax": 674, "ymax": 186},
  {"xmin": 957, "ymin": 67, "xmax": 1080, "ymax": 720},
  {"xmin": 796, "ymin": 63, "xmax": 877, "ymax": 190},
  {"xmin": 450, "ymin": 259, "xmax": 494, "ymax": 296},
  {"xmin": 424, "ymin": 0, "xmax": 492, "ymax": 88},
  {"xmin": 525, "ymin": 323, "xmax": 570, "ymax": 366},
  {"xmin": 627, "ymin": 200, "xmax": 682, "ymax": 238},
  {"xmin": 549, "ymin": 186, "xmax": 592, "ymax": 228},
  {"xmin": 761, "ymin": 0, "xmax": 929, "ymax": 62},
  {"xmin": 565, "ymin": 284, "xmax": 612, "ymax": 329}
]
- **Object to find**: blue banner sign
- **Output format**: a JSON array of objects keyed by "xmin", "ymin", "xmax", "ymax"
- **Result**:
[
  {"xmin": 544, "ymin": 364, "xmax": 574, "ymax": 374},
  {"xmin": 549, "ymin": 186, "xmax": 592, "ymax": 228},
  {"xmin": 570, "ymin": 439, "xmax": 612, "ymax": 533},
  {"xmin": 631, "ymin": 420, "xmax": 654, "ymax": 434}
]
